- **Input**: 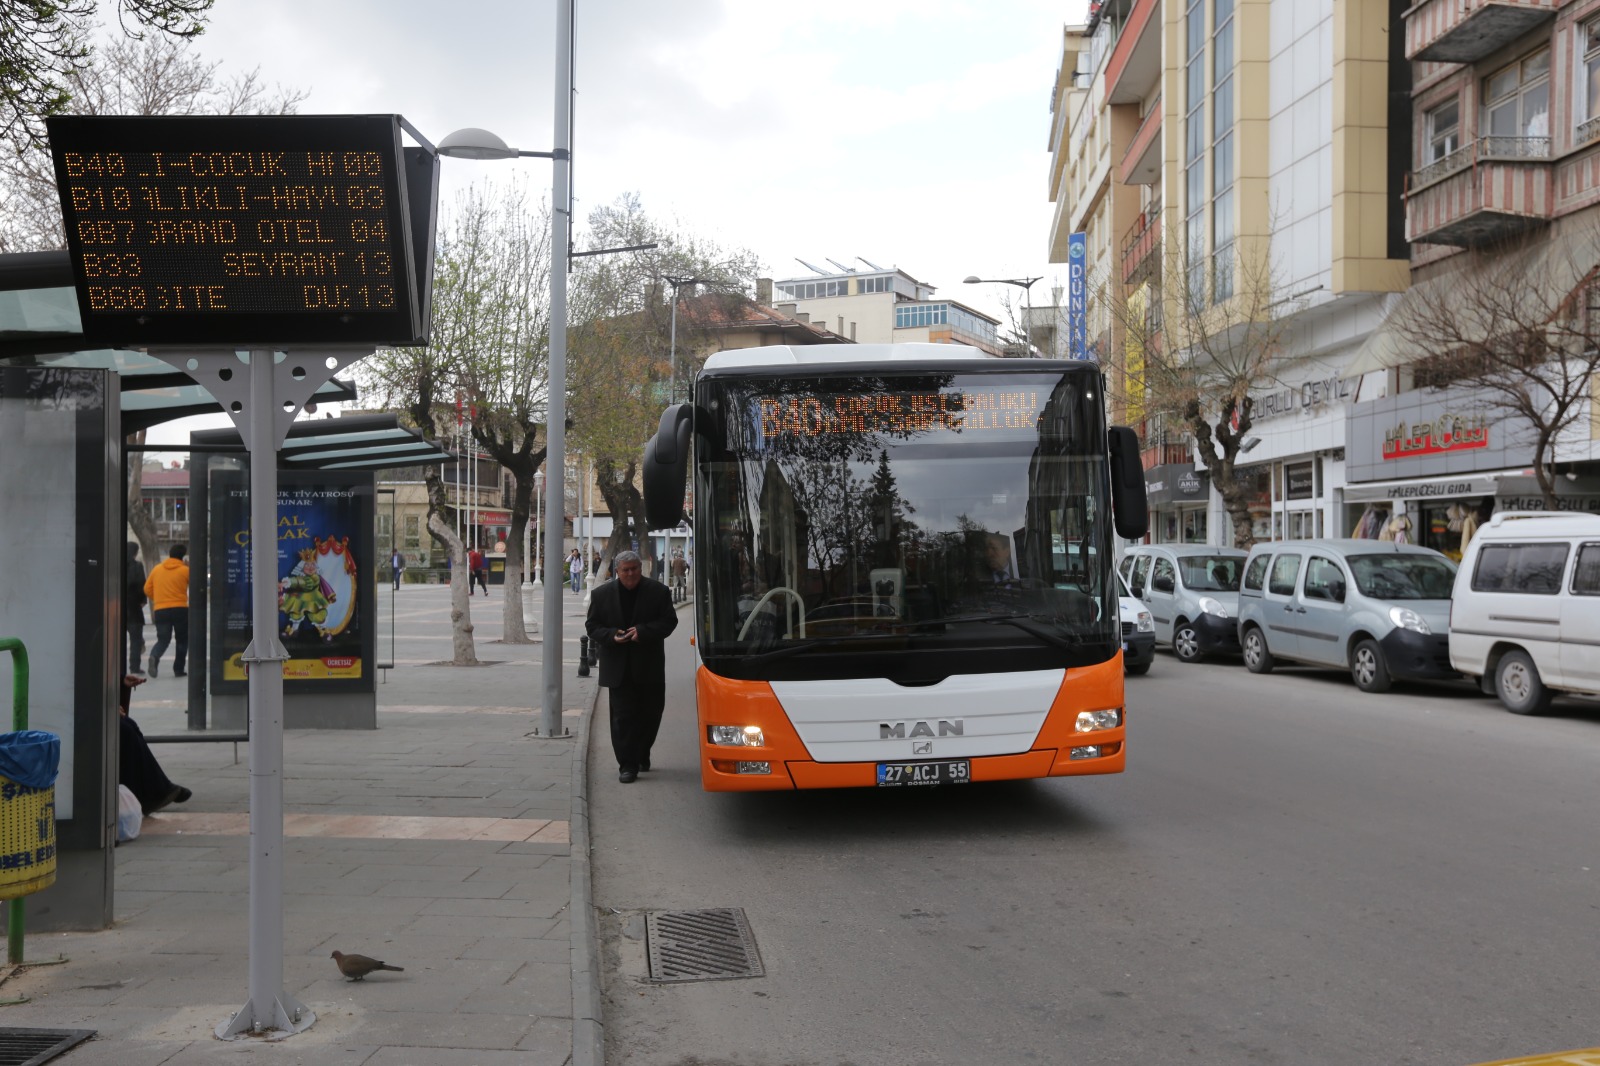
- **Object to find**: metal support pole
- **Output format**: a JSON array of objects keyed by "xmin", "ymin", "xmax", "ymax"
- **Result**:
[
  {"xmin": 539, "ymin": 0, "xmax": 574, "ymax": 738},
  {"xmin": 217, "ymin": 351, "xmax": 310, "ymax": 1039},
  {"xmin": 532, "ymin": 471, "xmax": 543, "ymax": 587},
  {"xmin": 668, "ymin": 291, "xmax": 678, "ymax": 404}
]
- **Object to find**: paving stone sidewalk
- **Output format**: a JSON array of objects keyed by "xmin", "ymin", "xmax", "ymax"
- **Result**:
[{"xmin": 2, "ymin": 581, "xmax": 601, "ymax": 1066}]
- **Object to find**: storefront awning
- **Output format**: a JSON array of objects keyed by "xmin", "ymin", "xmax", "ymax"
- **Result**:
[
  {"xmin": 1345, "ymin": 227, "xmax": 1600, "ymax": 377},
  {"xmin": 1342, "ymin": 468, "xmax": 1533, "ymax": 503}
]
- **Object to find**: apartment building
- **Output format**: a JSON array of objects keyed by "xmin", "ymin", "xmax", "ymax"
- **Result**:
[
  {"xmin": 1049, "ymin": 0, "xmax": 1411, "ymax": 547},
  {"xmin": 1339, "ymin": 0, "xmax": 1600, "ymax": 551},
  {"xmin": 767, "ymin": 264, "xmax": 1005, "ymax": 355}
]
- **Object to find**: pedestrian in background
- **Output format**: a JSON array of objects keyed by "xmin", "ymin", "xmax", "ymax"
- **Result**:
[
  {"xmin": 584, "ymin": 550, "xmax": 678, "ymax": 783},
  {"xmin": 125, "ymin": 542, "xmax": 148, "ymax": 676},
  {"xmin": 468, "ymin": 546, "xmax": 488, "ymax": 595},
  {"xmin": 568, "ymin": 548, "xmax": 584, "ymax": 593},
  {"xmin": 144, "ymin": 543, "xmax": 189, "ymax": 679},
  {"xmin": 391, "ymin": 548, "xmax": 404, "ymax": 590}
]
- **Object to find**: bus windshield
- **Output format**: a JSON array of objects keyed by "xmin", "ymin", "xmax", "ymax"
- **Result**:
[{"xmin": 693, "ymin": 367, "xmax": 1118, "ymax": 681}]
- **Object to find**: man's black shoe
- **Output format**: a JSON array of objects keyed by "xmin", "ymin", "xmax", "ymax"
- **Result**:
[
  {"xmin": 618, "ymin": 769, "xmax": 638, "ymax": 784},
  {"xmin": 173, "ymin": 670, "xmax": 186, "ymax": 677},
  {"xmin": 147, "ymin": 655, "xmax": 158, "ymax": 678},
  {"xmin": 640, "ymin": 759, "xmax": 651, "ymax": 772}
]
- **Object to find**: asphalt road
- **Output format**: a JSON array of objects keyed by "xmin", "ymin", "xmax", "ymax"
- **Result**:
[{"xmin": 589, "ymin": 635, "xmax": 1600, "ymax": 1066}]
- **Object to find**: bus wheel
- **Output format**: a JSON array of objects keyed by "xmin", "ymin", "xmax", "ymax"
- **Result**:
[
  {"xmin": 1173, "ymin": 622, "xmax": 1202, "ymax": 663},
  {"xmin": 1351, "ymin": 638, "xmax": 1392, "ymax": 693},
  {"xmin": 1243, "ymin": 627, "xmax": 1274, "ymax": 674},
  {"xmin": 1496, "ymin": 650, "xmax": 1552, "ymax": 715}
]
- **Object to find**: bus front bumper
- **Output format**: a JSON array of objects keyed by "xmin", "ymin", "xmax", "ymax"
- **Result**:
[{"xmin": 703, "ymin": 744, "xmax": 1125, "ymax": 791}]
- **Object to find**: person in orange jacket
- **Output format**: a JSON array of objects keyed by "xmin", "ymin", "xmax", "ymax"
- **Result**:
[{"xmin": 143, "ymin": 543, "xmax": 190, "ymax": 678}]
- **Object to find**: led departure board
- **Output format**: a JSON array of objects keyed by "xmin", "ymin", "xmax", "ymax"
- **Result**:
[
  {"xmin": 47, "ymin": 114, "xmax": 436, "ymax": 346},
  {"xmin": 758, "ymin": 388, "xmax": 1044, "ymax": 439}
]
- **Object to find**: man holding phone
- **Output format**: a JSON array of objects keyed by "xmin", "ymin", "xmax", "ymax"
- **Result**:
[{"xmin": 584, "ymin": 550, "xmax": 678, "ymax": 783}]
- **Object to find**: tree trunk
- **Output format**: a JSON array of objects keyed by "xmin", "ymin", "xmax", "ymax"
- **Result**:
[
  {"xmin": 500, "ymin": 468, "xmax": 535, "ymax": 642},
  {"xmin": 125, "ymin": 433, "xmax": 162, "ymax": 569},
  {"xmin": 424, "ymin": 467, "xmax": 477, "ymax": 664},
  {"xmin": 1534, "ymin": 430, "xmax": 1560, "ymax": 510}
]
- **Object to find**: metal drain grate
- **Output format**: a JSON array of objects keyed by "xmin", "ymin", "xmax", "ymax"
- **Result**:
[
  {"xmin": 645, "ymin": 907, "xmax": 765, "ymax": 982},
  {"xmin": 0, "ymin": 1027, "xmax": 95, "ymax": 1066}
]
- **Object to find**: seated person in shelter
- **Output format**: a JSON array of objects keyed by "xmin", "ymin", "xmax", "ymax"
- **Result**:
[{"xmin": 118, "ymin": 674, "xmax": 192, "ymax": 816}]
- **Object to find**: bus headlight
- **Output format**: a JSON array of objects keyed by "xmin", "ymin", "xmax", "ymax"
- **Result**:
[
  {"xmin": 709, "ymin": 725, "xmax": 765, "ymax": 747},
  {"xmin": 1198, "ymin": 596, "xmax": 1227, "ymax": 618},
  {"xmin": 1388, "ymin": 607, "xmax": 1430, "ymax": 634},
  {"xmin": 1075, "ymin": 708, "xmax": 1122, "ymax": 733}
]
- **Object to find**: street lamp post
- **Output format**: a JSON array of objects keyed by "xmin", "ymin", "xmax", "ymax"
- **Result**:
[
  {"xmin": 531, "ymin": 469, "xmax": 543, "ymax": 588},
  {"xmin": 964, "ymin": 274, "xmax": 1042, "ymax": 356},
  {"xmin": 438, "ymin": 0, "xmax": 573, "ymax": 739},
  {"xmin": 664, "ymin": 274, "xmax": 716, "ymax": 404}
]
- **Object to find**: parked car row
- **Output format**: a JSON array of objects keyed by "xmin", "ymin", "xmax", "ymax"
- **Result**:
[{"xmin": 1118, "ymin": 513, "xmax": 1600, "ymax": 715}]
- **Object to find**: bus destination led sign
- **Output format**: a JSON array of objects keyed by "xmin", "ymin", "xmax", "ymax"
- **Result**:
[
  {"xmin": 47, "ymin": 114, "xmax": 432, "ymax": 346},
  {"xmin": 759, "ymin": 388, "xmax": 1042, "ymax": 438}
]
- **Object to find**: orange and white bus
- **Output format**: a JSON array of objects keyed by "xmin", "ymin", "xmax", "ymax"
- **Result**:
[{"xmin": 642, "ymin": 343, "xmax": 1149, "ymax": 791}]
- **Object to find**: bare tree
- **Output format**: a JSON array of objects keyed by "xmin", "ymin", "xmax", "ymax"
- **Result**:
[
  {"xmin": 567, "ymin": 194, "xmax": 759, "ymax": 572},
  {"xmin": 1, "ymin": 32, "xmax": 307, "ymax": 251},
  {"xmin": 1382, "ymin": 234, "xmax": 1600, "ymax": 509},
  {"xmin": 1103, "ymin": 230, "xmax": 1287, "ymax": 549}
]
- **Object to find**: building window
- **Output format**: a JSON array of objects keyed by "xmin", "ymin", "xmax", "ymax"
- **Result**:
[
  {"xmin": 1426, "ymin": 99, "xmax": 1460, "ymax": 163},
  {"xmin": 1582, "ymin": 24, "xmax": 1600, "ymax": 142},
  {"xmin": 402, "ymin": 514, "xmax": 421, "ymax": 549},
  {"xmin": 1184, "ymin": 0, "xmax": 1207, "ymax": 305},
  {"xmin": 857, "ymin": 276, "xmax": 890, "ymax": 294},
  {"xmin": 375, "ymin": 513, "xmax": 393, "ymax": 545},
  {"xmin": 1482, "ymin": 50, "xmax": 1550, "ymax": 152},
  {"xmin": 1212, "ymin": 0, "xmax": 1234, "ymax": 304}
]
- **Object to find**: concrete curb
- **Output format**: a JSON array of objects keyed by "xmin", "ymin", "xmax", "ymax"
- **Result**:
[{"xmin": 570, "ymin": 678, "xmax": 605, "ymax": 1066}]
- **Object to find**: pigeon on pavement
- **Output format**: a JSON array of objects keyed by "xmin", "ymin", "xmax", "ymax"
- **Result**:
[{"xmin": 331, "ymin": 950, "xmax": 405, "ymax": 980}]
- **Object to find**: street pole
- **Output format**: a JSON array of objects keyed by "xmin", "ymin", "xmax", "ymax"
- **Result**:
[
  {"xmin": 540, "ymin": 0, "xmax": 573, "ymax": 738},
  {"xmin": 668, "ymin": 291, "xmax": 678, "ymax": 404},
  {"xmin": 532, "ymin": 470, "xmax": 543, "ymax": 587}
]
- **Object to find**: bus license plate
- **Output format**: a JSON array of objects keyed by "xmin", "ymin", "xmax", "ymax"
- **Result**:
[{"xmin": 876, "ymin": 760, "xmax": 970, "ymax": 787}]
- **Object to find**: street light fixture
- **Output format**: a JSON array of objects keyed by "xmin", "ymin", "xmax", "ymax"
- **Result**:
[
  {"xmin": 664, "ymin": 274, "xmax": 717, "ymax": 404},
  {"xmin": 964, "ymin": 274, "xmax": 1043, "ymax": 356},
  {"xmin": 437, "ymin": 0, "xmax": 573, "ymax": 740}
]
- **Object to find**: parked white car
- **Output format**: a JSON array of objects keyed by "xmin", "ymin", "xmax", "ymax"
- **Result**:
[
  {"xmin": 1118, "ymin": 574, "xmax": 1155, "ymax": 675},
  {"xmin": 1448, "ymin": 511, "xmax": 1600, "ymax": 714}
]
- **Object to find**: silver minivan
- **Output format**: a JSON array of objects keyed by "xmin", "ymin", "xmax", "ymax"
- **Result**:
[
  {"xmin": 1235, "ymin": 538, "xmax": 1458, "ymax": 692},
  {"xmin": 1119, "ymin": 545, "xmax": 1247, "ymax": 662}
]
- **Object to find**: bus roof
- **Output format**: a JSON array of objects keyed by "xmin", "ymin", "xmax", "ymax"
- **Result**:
[{"xmin": 702, "ymin": 343, "xmax": 996, "ymax": 370}]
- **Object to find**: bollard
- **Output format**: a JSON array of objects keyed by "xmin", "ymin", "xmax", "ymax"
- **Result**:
[{"xmin": 577, "ymin": 636, "xmax": 591, "ymax": 677}]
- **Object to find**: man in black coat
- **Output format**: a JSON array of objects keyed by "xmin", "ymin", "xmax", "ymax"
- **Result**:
[{"xmin": 584, "ymin": 550, "xmax": 679, "ymax": 783}]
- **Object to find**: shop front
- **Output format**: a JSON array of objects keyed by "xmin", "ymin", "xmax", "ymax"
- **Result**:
[
  {"xmin": 1344, "ymin": 385, "xmax": 1546, "ymax": 561},
  {"xmin": 1144, "ymin": 463, "xmax": 1209, "ymax": 544}
]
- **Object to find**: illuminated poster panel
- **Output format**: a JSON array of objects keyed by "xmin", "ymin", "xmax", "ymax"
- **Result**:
[{"xmin": 208, "ymin": 469, "xmax": 374, "ymax": 695}]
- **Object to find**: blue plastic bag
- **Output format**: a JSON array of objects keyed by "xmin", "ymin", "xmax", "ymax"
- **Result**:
[{"xmin": 0, "ymin": 730, "xmax": 61, "ymax": 789}]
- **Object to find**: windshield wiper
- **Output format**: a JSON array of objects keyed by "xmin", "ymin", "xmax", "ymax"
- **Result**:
[
  {"xmin": 911, "ymin": 613, "xmax": 1100, "ymax": 655},
  {"xmin": 737, "ymin": 634, "xmax": 900, "ymax": 665}
]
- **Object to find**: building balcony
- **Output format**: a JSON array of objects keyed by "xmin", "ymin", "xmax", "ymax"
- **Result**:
[
  {"xmin": 1104, "ymin": 0, "xmax": 1160, "ymax": 105},
  {"xmin": 1406, "ymin": 137, "xmax": 1552, "ymax": 246},
  {"xmin": 1120, "ymin": 95, "xmax": 1161, "ymax": 185},
  {"xmin": 1121, "ymin": 201, "xmax": 1162, "ymax": 285},
  {"xmin": 1405, "ymin": 0, "xmax": 1557, "ymax": 64}
]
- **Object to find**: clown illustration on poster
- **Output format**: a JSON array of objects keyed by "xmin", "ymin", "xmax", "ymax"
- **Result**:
[{"xmin": 209, "ymin": 469, "xmax": 372, "ymax": 692}]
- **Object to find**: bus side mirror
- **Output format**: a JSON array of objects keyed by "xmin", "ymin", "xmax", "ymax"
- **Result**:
[
  {"xmin": 643, "ymin": 404, "xmax": 693, "ymax": 530},
  {"xmin": 1108, "ymin": 426, "xmax": 1149, "ymax": 541}
]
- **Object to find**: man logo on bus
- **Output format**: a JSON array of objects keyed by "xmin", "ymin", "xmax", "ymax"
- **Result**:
[{"xmin": 880, "ymin": 720, "xmax": 964, "ymax": 739}]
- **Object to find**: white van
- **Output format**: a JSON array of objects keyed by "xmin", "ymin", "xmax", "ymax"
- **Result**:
[{"xmin": 1449, "ymin": 511, "xmax": 1600, "ymax": 714}]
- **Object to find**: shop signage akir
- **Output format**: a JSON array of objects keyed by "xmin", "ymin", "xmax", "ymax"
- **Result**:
[
  {"xmin": 1382, "ymin": 411, "xmax": 1489, "ymax": 460},
  {"xmin": 47, "ymin": 114, "xmax": 437, "ymax": 347}
]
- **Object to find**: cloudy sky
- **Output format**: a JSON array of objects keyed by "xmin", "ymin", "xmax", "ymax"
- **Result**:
[{"xmin": 147, "ymin": 0, "xmax": 1093, "ymax": 441}]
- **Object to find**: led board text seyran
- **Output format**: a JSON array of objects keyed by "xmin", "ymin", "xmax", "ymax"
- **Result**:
[{"xmin": 759, "ymin": 389, "xmax": 1041, "ymax": 438}]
